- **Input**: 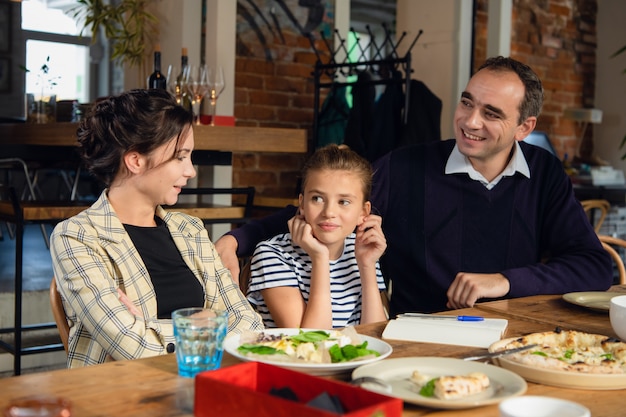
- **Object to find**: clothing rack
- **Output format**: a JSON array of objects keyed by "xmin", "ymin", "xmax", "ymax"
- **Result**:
[{"xmin": 308, "ymin": 24, "xmax": 423, "ymax": 148}]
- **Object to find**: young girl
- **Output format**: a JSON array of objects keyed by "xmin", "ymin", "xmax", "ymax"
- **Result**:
[
  {"xmin": 50, "ymin": 89, "xmax": 262, "ymax": 368},
  {"xmin": 247, "ymin": 144, "xmax": 388, "ymax": 329}
]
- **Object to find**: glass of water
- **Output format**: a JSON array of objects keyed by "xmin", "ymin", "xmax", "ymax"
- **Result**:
[{"xmin": 172, "ymin": 307, "xmax": 229, "ymax": 378}]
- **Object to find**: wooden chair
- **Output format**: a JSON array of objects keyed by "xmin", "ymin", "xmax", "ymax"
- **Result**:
[
  {"xmin": 173, "ymin": 187, "xmax": 255, "ymax": 227},
  {"xmin": 239, "ymin": 260, "xmax": 252, "ymax": 294},
  {"xmin": 580, "ymin": 199, "xmax": 611, "ymax": 232},
  {"xmin": 597, "ymin": 234, "xmax": 626, "ymax": 285},
  {"xmin": 49, "ymin": 277, "xmax": 69, "ymax": 353}
]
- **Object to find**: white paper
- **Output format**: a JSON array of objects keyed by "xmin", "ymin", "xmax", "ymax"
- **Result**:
[{"xmin": 382, "ymin": 316, "xmax": 508, "ymax": 348}]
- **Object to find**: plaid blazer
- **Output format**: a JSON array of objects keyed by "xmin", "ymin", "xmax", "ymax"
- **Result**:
[{"xmin": 50, "ymin": 191, "xmax": 263, "ymax": 368}]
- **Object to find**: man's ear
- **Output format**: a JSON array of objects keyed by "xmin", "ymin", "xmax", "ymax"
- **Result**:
[
  {"xmin": 515, "ymin": 116, "xmax": 538, "ymax": 141},
  {"xmin": 123, "ymin": 151, "xmax": 144, "ymax": 174}
]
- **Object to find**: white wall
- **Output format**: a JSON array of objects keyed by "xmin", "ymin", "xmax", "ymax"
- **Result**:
[
  {"xmin": 594, "ymin": 0, "xmax": 626, "ymax": 173},
  {"xmin": 395, "ymin": 0, "xmax": 473, "ymax": 139},
  {"xmin": 123, "ymin": 0, "xmax": 202, "ymax": 91},
  {"xmin": 154, "ymin": 0, "xmax": 235, "ymax": 240}
]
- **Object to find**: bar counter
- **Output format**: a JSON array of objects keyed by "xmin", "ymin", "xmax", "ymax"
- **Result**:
[
  {"xmin": 1, "ymin": 289, "xmax": 625, "ymax": 416},
  {"xmin": 0, "ymin": 123, "xmax": 307, "ymax": 153}
]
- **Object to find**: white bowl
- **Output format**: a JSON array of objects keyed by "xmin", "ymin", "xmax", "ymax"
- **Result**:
[
  {"xmin": 499, "ymin": 396, "xmax": 590, "ymax": 417},
  {"xmin": 610, "ymin": 294, "xmax": 626, "ymax": 341}
]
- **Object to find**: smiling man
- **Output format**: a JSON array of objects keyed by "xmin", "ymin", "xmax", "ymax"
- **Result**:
[{"xmin": 216, "ymin": 56, "xmax": 613, "ymax": 316}]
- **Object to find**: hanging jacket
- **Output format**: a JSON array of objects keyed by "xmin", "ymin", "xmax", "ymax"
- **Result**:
[
  {"xmin": 316, "ymin": 85, "xmax": 350, "ymax": 148},
  {"xmin": 343, "ymin": 70, "xmax": 441, "ymax": 162}
]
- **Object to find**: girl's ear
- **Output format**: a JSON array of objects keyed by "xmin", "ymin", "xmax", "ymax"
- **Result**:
[
  {"xmin": 297, "ymin": 194, "xmax": 304, "ymax": 215},
  {"xmin": 358, "ymin": 201, "xmax": 371, "ymax": 225}
]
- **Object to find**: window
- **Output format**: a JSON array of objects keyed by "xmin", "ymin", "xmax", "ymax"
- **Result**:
[{"xmin": 21, "ymin": 0, "xmax": 92, "ymax": 103}]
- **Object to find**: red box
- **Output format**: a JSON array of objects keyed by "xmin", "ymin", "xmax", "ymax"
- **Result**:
[{"xmin": 194, "ymin": 362, "xmax": 402, "ymax": 417}]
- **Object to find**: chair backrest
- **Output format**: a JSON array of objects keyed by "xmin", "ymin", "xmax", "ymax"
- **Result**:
[
  {"xmin": 239, "ymin": 260, "xmax": 252, "ymax": 294},
  {"xmin": 597, "ymin": 234, "xmax": 626, "ymax": 285},
  {"xmin": 49, "ymin": 277, "xmax": 69, "ymax": 353},
  {"xmin": 174, "ymin": 187, "xmax": 256, "ymax": 227},
  {"xmin": 523, "ymin": 130, "xmax": 557, "ymax": 156},
  {"xmin": 581, "ymin": 199, "xmax": 611, "ymax": 233}
]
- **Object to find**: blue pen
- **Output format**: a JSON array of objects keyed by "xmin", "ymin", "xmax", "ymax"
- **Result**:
[
  {"xmin": 398, "ymin": 313, "xmax": 485, "ymax": 322},
  {"xmin": 456, "ymin": 315, "xmax": 484, "ymax": 322}
]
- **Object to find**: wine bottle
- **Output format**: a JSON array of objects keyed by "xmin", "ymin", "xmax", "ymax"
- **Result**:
[
  {"xmin": 177, "ymin": 47, "xmax": 192, "ymax": 111},
  {"xmin": 148, "ymin": 44, "xmax": 167, "ymax": 90}
]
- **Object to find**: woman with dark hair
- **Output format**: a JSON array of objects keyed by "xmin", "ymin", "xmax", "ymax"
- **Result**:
[{"xmin": 50, "ymin": 88, "xmax": 262, "ymax": 368}]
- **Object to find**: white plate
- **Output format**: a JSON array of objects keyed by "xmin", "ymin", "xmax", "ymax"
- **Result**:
[
  {"xmin": 351, "ymin": 357, "xmax": 527, "ymax": 409},
  {"xmin": 562, "ymin": 291, "xmax": 621, "ymax": 312},
  {"xmin": 223, "ymin": 328, "xmax": 393, "ymax": 376},
  {"xmin": 489, "ymin": 336, "xmax": 626, "ymax": 390}
]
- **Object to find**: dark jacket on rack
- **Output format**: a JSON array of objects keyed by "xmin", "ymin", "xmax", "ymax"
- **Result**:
[
  {"xmin": 316, "ymin": 85, "xmax": 350, "ymax": 148},
  {"xmin": 343, "ymin": 70, "xmax": 441, "ymax": 163},
  {"xmin": 400, "ymin": 79, "xmax": 442, "ymax": 146},
  {"xmin": 343, "ymin": 70, "xmax": 404, "ymax": 162}
]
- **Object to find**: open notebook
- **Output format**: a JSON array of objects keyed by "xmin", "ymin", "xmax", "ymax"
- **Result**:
[{"xmin": 382, "ymin": 316, "xmax": 508, "ymax": 348}]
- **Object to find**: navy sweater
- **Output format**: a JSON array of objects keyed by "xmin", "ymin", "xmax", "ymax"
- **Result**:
[{"xmin": 231, "ymin": 139, "xmax": 612, "ymax": 315}]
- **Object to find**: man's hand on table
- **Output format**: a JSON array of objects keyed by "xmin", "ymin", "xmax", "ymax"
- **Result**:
[{"xmin": 446, "ymin": 272, "xmax": 511, "ymax": 310}]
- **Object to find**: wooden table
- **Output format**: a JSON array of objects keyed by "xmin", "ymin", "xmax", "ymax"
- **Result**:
[{"xmin": 1, "ymin": 290, "xmax": 625, "ymax": 416}]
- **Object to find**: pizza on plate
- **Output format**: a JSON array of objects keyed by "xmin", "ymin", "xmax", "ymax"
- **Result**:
[
  {"xmin": 410, "ymin": 370, "xmax": 490, "ymax": 400},
  {"xmin": 491, "ymin": 329, "xmax": 626, "ymax": 374}
]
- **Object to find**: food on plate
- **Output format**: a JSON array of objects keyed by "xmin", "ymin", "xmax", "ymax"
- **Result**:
[
  {"xmin": 493, "ymin": 329, "xmax": 626, "ymax": 374},
  {"xmin": 236, "ymin": 327, "xmax": 380, "ymax": 364},
  {"xmin": 410, "ymin": 370, "xmax": 490, "ymax": 400}
]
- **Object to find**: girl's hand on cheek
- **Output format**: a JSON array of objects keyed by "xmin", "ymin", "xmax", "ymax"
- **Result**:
[
  {"xmin": 355, "ymin": 215, "xmax": 387, "ymax": 266},
  {"xmin": 288, "ymin": 209, "xmax": 327, "ymax": 258}
]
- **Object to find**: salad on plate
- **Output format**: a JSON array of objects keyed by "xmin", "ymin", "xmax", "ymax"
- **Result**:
[{"xmin": 236, "ymin": 327, "xmax": 380, "ymax": 364}]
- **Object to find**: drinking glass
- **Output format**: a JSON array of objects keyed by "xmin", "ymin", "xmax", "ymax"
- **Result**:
[
  {"xmin": 206, "ymin": 66, "xmax": 225, "ymax": 126},
  {"xmin": 166, "ymin": 64, "xmax": 185, "ymax": 104},
  {"xmin": 172, "ymin": 307, "xmax": 228, "ymax": 378},
  {"xmin": 185, "ymin": 64, "xmax": 210, "ymax": 125}
]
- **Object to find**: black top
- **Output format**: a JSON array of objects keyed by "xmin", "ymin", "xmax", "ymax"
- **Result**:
[{"xmin": 124, "ymin": 217, "xmax": 204, "ymax": 318}]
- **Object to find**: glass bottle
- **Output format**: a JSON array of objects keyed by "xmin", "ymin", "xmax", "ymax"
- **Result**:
[
  {"xmin": 176, "ymin": 47, "xmax": 192, "ymax": 111},
  {"xmin": 148, "ymin": 44, "xmax": 167, "ymax": 90}
]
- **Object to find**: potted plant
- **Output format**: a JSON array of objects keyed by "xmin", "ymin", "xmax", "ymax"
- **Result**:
[
  {"xmin": 21, "ymin": 56, "xmax": 60, "ymax": 123},
  {"xmin": 70, "ymin": 0, "xmax": 159, "ymax": 86}
]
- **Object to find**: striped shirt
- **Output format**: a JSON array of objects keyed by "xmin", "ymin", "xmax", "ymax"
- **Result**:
[{"xmin": 247, "ymin": 232, "xmax": 386, "ymax": 328}]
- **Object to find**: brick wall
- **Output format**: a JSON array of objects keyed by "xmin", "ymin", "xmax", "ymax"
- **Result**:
[
  {"xmin": 231, "ymin": 2, "xmax": 332, "ymax": 199},
  {"xmin": 232, "ymin": 35, "xmax": 317, "ymax": 197},
  {"xmin": 233, "ymin": 0, "xmax": 599, "ymax": 197},
  {"xmin": 474, "ymin": 0, "xmax": 598, "ymax": 161}
]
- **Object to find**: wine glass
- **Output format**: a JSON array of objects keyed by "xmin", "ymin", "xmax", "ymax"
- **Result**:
[
  {"xmin": 206, "ymin": 66, "xmax": 225, "ymax": 126},
  {"xmin": 185, "ymin": 64, "xmax": 210, "ymax": 124},
  {"xmin": 166, "ymin": 64, "xmax": 185, "ymax": 104}
]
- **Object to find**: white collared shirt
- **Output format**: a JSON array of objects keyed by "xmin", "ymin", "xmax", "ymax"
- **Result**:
[{"xmin": 445, "ymin": 142, "xmax": 531, "ymax": 190}]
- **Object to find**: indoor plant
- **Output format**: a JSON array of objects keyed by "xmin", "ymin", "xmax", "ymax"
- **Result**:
[
  {"xmin": 21, "ymin": 56, "xmax": 60, "ymax": 123},
  {"xmin": 70, "ymin": 0, "xmax": 159, "ymax": 85}
]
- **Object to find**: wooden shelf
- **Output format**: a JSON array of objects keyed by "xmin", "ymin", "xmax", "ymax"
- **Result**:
[{"xmin": 0, "ymin": 123, "xmax": 307, "ymax": 153}]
